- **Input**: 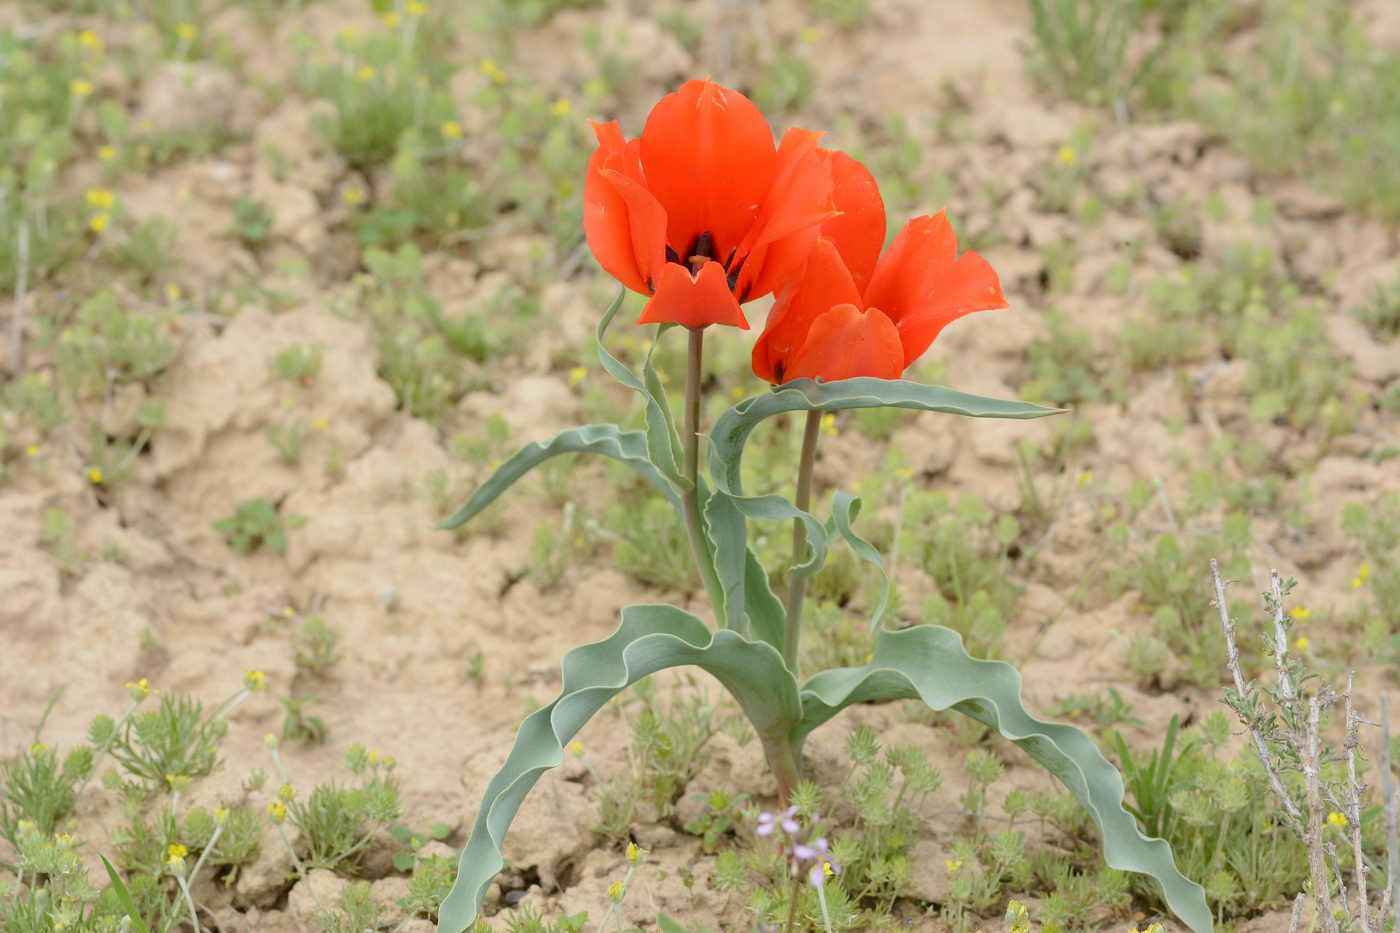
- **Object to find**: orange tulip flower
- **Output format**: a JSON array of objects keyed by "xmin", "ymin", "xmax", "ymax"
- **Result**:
[
  {"xmin": 751, "ymin": 150, "xmax": 1007, "ymax": 383},
  {"xmin": 583, "ymin": 80, "xmax": 836, "ymax": 331}
]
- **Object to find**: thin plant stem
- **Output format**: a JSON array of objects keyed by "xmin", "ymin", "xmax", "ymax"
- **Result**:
[
  {"xmin": 274, "ymin": 821, "xmax": 325, "ymax": 914},
  {"xmin": 784, "ymin": 872, "xmax": 801, "ymax": 933},
  {"xmin": 75, "ymin": 699, "xmax": 142, "ymax": 799},
  {"xmin": 10, "ymin": 216, "xmax": 28, "ymax": 379},
  {"xmin": 680, "ymin": 327, "xmax": 726, "ymax": 618},
  {"xmin": 815, "ymin": 879, "xmax": 834, "ymax": 933},
  {"xmin": 783, "ymin": 410, "xmax": 822, "ymax": 675}
]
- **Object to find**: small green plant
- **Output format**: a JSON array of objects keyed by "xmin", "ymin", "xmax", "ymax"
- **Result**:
[
  {"xmin": 97, "ymin": 692, "xmax": 229, "ymax": 795},
  {"xmin": 230, "ymin": 196, "xmax": 275, "ymax": 249},
  {"xmin": 1025, "ymin": 0, "xmax": 1162, "ymax": 106},
  {"xmin": 0, "ymin": 741, "xmax": 94, "ymax": 840},
  {"xmin": 1354, "ymin": 275, "xmax": 1400, "ymax": 339},
  {"xmin": 286, "ymin": 744, "xmax": 401, "ymax": 873},
  {"xmin": 213, "ymin": 497, "xmax": 305, "ymax": 554},
  {"xmin": 389, "ymin": 821, "xmax": 453, "ymax": 872},
  {"xmin": 273, "ymin": 342, "xmax": 324, "ymax": 384},
  {"xmin": 279, "ymin": 695, "xmax": 330, "ymax": 745},
  {"xmin": 296, "ymin": 614, "xmax": 344, "ymax": 673}
]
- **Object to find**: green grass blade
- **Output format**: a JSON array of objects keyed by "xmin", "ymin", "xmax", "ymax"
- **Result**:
[
  {"xmin": 436, "ymin": 424, "xmax": 678, "ymax": 529},
  {"xmin": 796, "ymin": 624, "xmax": 1212, "ymax": 933},
  {"xmin": 100, "ymin": 853, "xmax": 151, "ymax": 933},
  {"xmin": 435, "ymin": 605, "xmax": 801, "ymax": 932}
]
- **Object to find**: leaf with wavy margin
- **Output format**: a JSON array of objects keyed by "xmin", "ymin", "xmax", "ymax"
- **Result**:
[
  {"xmin": 435, "ymin": 605, "xmax": 801, "ymax": 932},
  {"xmin": 707, "ymin": 377, "xmax": 1062, "ymax": 495},
  {"xmin": 797, "ymin": 624, "xmax": 1213, "ymax": 933},
  {"xmin": 595, "ymin": 290, "xmax": 686, "ymax": 488},
  {"xmin": 826, "ymin": 490, "xmax": 888, "ymax": 628},
  {"xmin": 437, "ymin": 424, "xmax": 677, "ymax": 529}
]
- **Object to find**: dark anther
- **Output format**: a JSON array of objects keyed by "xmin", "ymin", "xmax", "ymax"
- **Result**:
[
  {"xmin": 690, "ymin": 231, "xmax": 715, "ymax": 261},
  {"xmin": 665, "ymin": 244, "xmax": 681, "ymax": 265},
  {"xmin": 773, "ymin": 361, "xmax": 785, "ymax": 383},
  {"xmin": 723, "ymin": 246, "xmax": 737, "ymax": 269},
  {"xmin": 726, "ymin": 268, "xmax": 740, "ymax": 291}
]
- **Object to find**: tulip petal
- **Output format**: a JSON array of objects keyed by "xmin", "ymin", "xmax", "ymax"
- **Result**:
[
  {"xmin": 751, "ymin": 237, "xmax": 861, "ymax": 384},
  {"xmin": 599, "ymin": 169, "xmax": 668, "ymax": 294},
  {"xmin": 640, "ymin": 80, "xmax": 777, "ymax": 263},
  {"xmin": 783, "ymin": 304, "xmax": 904, "ymax": 382},
  {"xmin": 862, "ymin": 211, "xmax": 1007, "ymax": 368},
  {"xmin": 735, "ymin": 129, "xmax": 838, "ymax": 302},
  {"xmin": 637, "ymin": 260, "xmax": 748, "ymax": 330},
  {"xmin": 584, "ymin": 124, "xmax": 649, "ymax": 295},
  {"xmin": 819, "ymin": 149, "xmax": 886, "ymax": 293}
]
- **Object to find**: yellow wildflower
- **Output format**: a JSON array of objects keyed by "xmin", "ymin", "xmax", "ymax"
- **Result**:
[
  {"xmin": 78, "ymin": 30, "xmax": 104, "ymax": 52},
  {"xmin": 821, "ymin": 413, "xmax": 837, "ymax": 436},
  {"xmin": 1327, "ymin": 811, "xmax": 1348, "ymax": 828},
  {"xmin": 29, "ymin": 742, "xmax": 48, "ymax": 755},
  {"xmin": 1289, "ymin": 606, "xmax": 1310, "ymax": 620},
  {"xmin": 1294, "ymin": 636, "xmax": 1309, "ymax": 651},
  {"xmin": 312, "ymin": 416, "xmax": 329, "ymax": 431},
  {"xmin": 382, "ymin": 10, "xmax": 401, "ymax": 27},
  {"xmin": 405, "ymin": 0, "xmax": 427, "ymax": 15},
  {"xmin": 175, "ymin": 23, "xmax": 199, "ymax": 41},
  {"xmin": 569, "ymin": 741, "xmax": 584, "ymax": 754},
  {"xmin": 98, "ymin": 144, "xmax": 116, "ymax": 162},
  {"xmin": 277, "ymin": 783, "xmax": 295, "ymax": 802},
  {"xmin": 479, "ymin": 58, "xmax": 507, "ymax": 85},
  {"xmin": 89, "ymin": 213, "xmax": 110, "ymax": 233},
  {"xmin": 268, "ymin": 800, "xmax": 286, "ymax": 822},
  {"xmin": 606, "ymin": 880, "xmax": 625, "ymax": 902},
  {"xmin": 166, "ymin": 283, "xmax": 183, "ymax": 302},
  {"xmin": 568, "ymin": 366, "xmax": 587, "ymax": 387},
  {"xmin": 342, "ymin": 186, "xmax": 366, "ymax": 206},
  {"xmin": 87, "ymin": 466, "xmax": 103, "ymax": 484},
  {"xmin": 357, "ymin": 64, "xmax": 376, "ymax": 82},
  {"xmin": 244, "ymin": 670, "xmax": 267, "ymax": 692},
  {"xmin": 945, "ymin": 858, "xmax": 963, "ymax": 873},
  {"xmin": 381, "ymin": 756, "xmax": 396, "ymax": 770},
  {"xmin": 165, "ymin": 774, "xmax": 191, "ymax": 791},
  {"xmin": 167, "ymin": 844, "xmax": 188, "ymax": 863},
  {"xmin": 550, "ymin": 98, "xmax": 572, "ymax": 116},
  {"xmin": 626, "ymin": 842, "xmax": 649, "ymax": 864},
  {"xmin": 1056, "ymin": 145, "xmax": 1077, "ymax": 166},
  {"xmin": 70, "ymin": 78, "xmax": 94, "ymax": 97},
  {"xmin": 214, "ymin": 808, "xmax": 229, "ymax": 825},
  {"xmin": 125, "ymin": 678, "xmax": 157, "ymax": 699},
  {"xmin": 440, "ymin": 120, "xmax": 463, "ymax": 139}
]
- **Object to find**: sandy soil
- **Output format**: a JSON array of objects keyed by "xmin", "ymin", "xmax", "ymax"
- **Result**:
[{"xmin": 2, "ymin": 0, "xmax": 1398, "ymax": 930}]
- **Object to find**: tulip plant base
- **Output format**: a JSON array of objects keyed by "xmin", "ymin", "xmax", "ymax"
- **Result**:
[{"xmin": 434, "ymin": 293, "xmax": 1211, "ymax": 933}]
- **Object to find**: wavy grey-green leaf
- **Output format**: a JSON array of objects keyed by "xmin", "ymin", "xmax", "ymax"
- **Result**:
[
  {"xmin": 435, "ymin": 605, "xmax": 801, "ymax": 932},
  {"xmin": 708, "ymin": 377, "xmax": 1062, "ymax": 494},
  {"xmin": 796, "ymin": 624, "xmax": 1212, "ymax": 933},
  {"xmin": 436, "ymin": 424, "xmax": 677, "ymax": 530}
]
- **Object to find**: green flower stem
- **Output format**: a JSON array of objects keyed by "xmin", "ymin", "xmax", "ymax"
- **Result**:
[
  {"xmin": 783, "ymin": 409, "xmax": 823, "ymax": 675},
  {"xmin": 681, "ymin": 327, "xmax": 726, "ymax": 619}
]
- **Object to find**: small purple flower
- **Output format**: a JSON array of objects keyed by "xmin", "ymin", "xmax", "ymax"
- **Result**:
[{"xmin": 757, "ymin": 805, "xmax": 800, "ymax": 838}]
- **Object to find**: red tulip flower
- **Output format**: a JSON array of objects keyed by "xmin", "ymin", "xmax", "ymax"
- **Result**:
[
  {"xmin": 583, "ymin": 80, "xmax": 836, "ymax": 331},
  {"xmin": 751, "ymin": 150, "xmax": 1007, "ymax": 383}
]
